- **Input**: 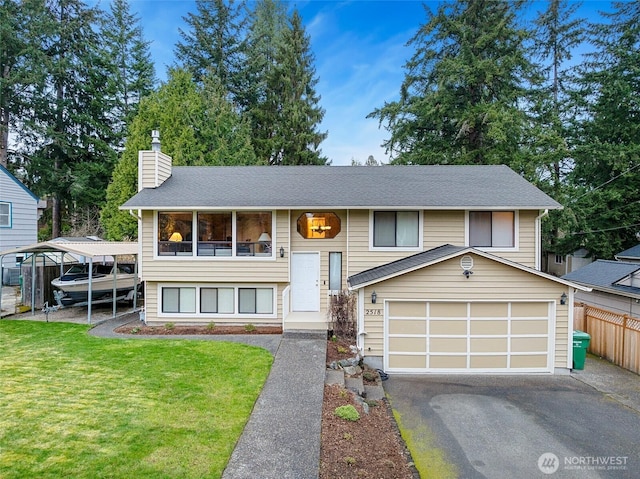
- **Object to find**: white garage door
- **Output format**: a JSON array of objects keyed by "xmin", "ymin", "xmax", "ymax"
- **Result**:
[{"xmin": 385, "ymin": 301, "xmax": 553, "ymax": 373}]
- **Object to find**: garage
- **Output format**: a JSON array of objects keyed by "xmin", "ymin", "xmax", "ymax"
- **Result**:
[{"xmin": 386, "ymin": 300, "xmax": 554, "ymax": 373}]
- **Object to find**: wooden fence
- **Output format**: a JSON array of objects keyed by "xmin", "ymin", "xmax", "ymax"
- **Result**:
[{"xmin": 574, "ymin": 303, "xmax": 640, "ymax": 374}]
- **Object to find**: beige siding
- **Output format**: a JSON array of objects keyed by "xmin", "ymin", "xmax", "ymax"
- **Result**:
[
  {"xmin": 492, "ymin": 210, "xmax": 537, "ymax": 267},
  {"xmin": 290, "ymin": 210, "xmax": 348, "ymax": 313},
  {"xmin": 141, "ymin": 210, "xmax": 289, "ymax": 283},
  {"xmin": 424, "ymin": 210, "xmax": 465, "ymax": 249},
  {"xmin": 139, "ymin": 151, "xmax": 172, "ymax": 190},
  {"xmin": 361, "ymin": 254, "xmax": 569, "ymax": 368}
]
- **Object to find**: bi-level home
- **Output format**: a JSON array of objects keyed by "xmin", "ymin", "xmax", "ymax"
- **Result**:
[{"xmin": 121, "ymin": 141, "xmax": 588, "ymax": 374}]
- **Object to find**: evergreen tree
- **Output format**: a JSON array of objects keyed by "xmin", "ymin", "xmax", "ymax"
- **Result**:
[
  {"xmin": 19, "ymin": 0, "xmax": 115, "ymax": 238},
  {"xmin": 268, "ymin": 9, "xmax": 327, "ymax": 165},
  {"xmin": 242, "ymin": 0, "xmax": 288, "ymax": 161},
  {"xmin": 368, "ymin": 0, "xmax": 538, "ymax": 167},
  {"xmin": 0, "ymin": 0, "xmax": 50, "ymax": 168},
  {"xmin": 102, "ymin": 68, "xmax": 257, "ymax": 239},
  {"xmin": 527, "ymin": 0, "xmax": 584, "ymax": 261},
  {"xmin": 175, "ymin": 0, "xmax": 245, "ymax": 98},
  {"xmin": 101, "ymin": 0, "xmax": 156, "ymax": 148},
  {"xmin": 566, "ymin": 1, "xmax": 640, "ymax": 259}
]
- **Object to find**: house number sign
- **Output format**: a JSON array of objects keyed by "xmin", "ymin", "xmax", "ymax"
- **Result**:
[{"xmin": 365, "ymin": 309, "xmax": 382, "ymax": 316}]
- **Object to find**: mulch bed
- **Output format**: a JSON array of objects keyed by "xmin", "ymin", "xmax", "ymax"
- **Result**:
[{"xmin": 114, "ymin": 324, "xmax": 283, "ymax": 335}]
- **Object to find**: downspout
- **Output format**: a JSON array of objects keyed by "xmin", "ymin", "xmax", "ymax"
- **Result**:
[{"xmin": 535, "ymin": 209, "xmax": 549, "ymax": 271}]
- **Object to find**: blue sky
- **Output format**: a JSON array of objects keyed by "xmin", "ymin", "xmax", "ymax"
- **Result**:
[{"xmin": 118, "ymin": 0, "xmax": 607, "ymax": 165}]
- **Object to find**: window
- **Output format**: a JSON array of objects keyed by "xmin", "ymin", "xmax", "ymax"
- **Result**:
[
  {"xmin": 469, "ymin": 211, "xmax": 515, "ymax": 248},
  {"xmin": 555, "ymin": 254, "xmax": 563, "ymax": 264},
  {"xmin": 329, "ymin": 252, "xmax": 342, "ymax": 291},
  {"xmin": 373, "ymin": 211, "xmax": 419, "ymax": 247},
  {"xmin": 0, "ymin": 202, "xmax": 10, "ymax": 227},
  {"xmin": 160, "ymin": 285, "xmax": 275, "ymax": 316},
  {"xmin": 162, "ymin": 287, "xmax": 196, "ymax": 313},
  {"xmin": 197, "ymin": 212, "xmax": 232, "ymax": 256},
  {"xmin": 157, "ymin": 211, "xmax": 273, "ymax": 257},
  {"xmin": 297, "ymin": 212, "xmax": 341, "ymax": 239},
  {"xmin": 200, "ymin": 287, "xmax": 234, "ymax": 313},
  {"xmin": 239, "ymin": 288, "xmax": 273, "ymax": 314},
  {"xmin": 158, "ymin": 212, "xmax": 193, "ymax": 255}
]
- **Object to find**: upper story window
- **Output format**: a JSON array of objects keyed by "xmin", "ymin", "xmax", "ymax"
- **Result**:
[
  {"xmin": 158, "ymin": 211, "xmax": 273, "ymax": 258},
  {"xmin": 469, "ymin": 211, "xmax": 515, "ymax": 248},
  {"xmin": 0, "ymin": 202, "xmax": 11, "ymax": 227},
  {"xmin": 372, "ymin": 211, "xmax": 420, "ymax": 248},
  {"xmin": 297, "ymin": 212, "xmax": 341, "ymax": 239}
]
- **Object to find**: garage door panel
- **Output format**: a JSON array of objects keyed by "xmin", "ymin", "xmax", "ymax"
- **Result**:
[
  {"xmin": 389, "ymin": 302, "xmax": 426, "ymax": 317},
  {"xmin": 510, "ymin": 355, "xmax": 548, "ymax": 368},
  {"xmin": 389, "ymin": 355, "xmax": 426, "ymax": 369},
  {"xmin": 470, "ymin": 302, "xmax": 508, "ymax": 317},
  {"xmin": 470, "ymin": 320, "xmax": 508, "ymax": 335},
  {"xmin": 470, "ymin": 338, "xmax": 508, "ymax": 353},
  {"xmin": 430, "ymin": 302, "xmax": 467, "ymax": 317},
  {"xmin": 389, "ymin": 337, "xmax": 426, "ymax": 353},
  {"xmin": 430, "ymin": 320, "xmax": 467, "ymax": 335},
  {"xmin": 389, "ymin": 319, "xmax": 425, "ymax": 335},
  {"xmin": 512, "ymin": 302, "xmax": 548, "ymax": 317},
  {"xmin": 511, "ymin": 337, "xmax": 547, "ymax": 352},
  {"xmin": 430, "ymin": 355, "xmax": 467, "ymax": 368},
  {"xmin": 511, "ymin": 320, "xmax": 547, "ymax": 335},
  {"xmin": 430, "ymin": 338, "xmax": 467, "ymax": 353},
  {"xmin": 470, "ymin": 355, "xmax": 508, "ymax": 369}
]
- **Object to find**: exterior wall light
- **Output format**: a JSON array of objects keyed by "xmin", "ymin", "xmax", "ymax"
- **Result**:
[
  {"xmin": 371, "ymin": 291, "xmax": 377, "ymax": 304},
  {"xmin": 280, "ymin": 246, "xmax": 285, "ymax": 258},
  {"xmin": 560, "ymin": 292, "xmax": 567, "ymax": 305}
]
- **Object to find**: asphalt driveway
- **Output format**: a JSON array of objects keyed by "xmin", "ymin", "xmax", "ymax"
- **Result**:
[{"xmin": 384, "ymin": 372, "xmax": 640, "ymax": 478}]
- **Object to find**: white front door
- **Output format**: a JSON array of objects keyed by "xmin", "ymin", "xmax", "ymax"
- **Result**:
[{"xmin": 291, "ymin": 252, "xmax": 320, "ymax": 312}]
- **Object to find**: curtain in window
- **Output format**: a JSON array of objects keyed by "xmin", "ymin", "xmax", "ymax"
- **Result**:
[
  {"xmin": 469, "ymin": 212, "xmax": 492, "ymax": 246},
  {"xmin": 492, "ymin": 212, "xmax": 514, "ymax": 247},
  {"xmin": 396, "ymin": 211, "xmax": 419, "ymax": 247}
]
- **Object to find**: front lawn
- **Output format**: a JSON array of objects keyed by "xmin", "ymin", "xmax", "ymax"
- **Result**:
[{"xmin": 0, "ymin": 320, "xmax": 273, "ymax": 479}]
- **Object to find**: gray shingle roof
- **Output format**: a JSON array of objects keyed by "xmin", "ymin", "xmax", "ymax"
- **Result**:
[
  {"xmin": 562, "ymin": 260, "xmax": 640, "ymax": 296},
  {"xmin": 121, "ymin": 165, "xmax": 561, "ymax": 210},
  {"xmin": 347, "ymin": 244, "xmax": 467, "ymax": 288},
  {"xmin": 615, "ymin": 244, "xmax": 640, "ymax": 260}
]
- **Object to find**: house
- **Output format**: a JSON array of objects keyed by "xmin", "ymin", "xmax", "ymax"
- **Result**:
[
  {"xmin": 0, "ymin": 164, "xmax": 44, "ymax": 284},
  {"xmin": 562, "ymin": 258, "xmax": 640, "ymax": 318},
  {"xmin": 121, "ymin": 144, "xmax": 589, "ymax": 374},
  {"xmin": 545, "ymin": 248, "xmax": 592, "ymax": 277},
  {"xmin": 615, "ymin": 244, "xmax": 640, "ymax": 263}
]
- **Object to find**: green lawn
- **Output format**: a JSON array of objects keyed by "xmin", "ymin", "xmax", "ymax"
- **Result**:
[{"xmin": 0, "ymin": 320, "xmax": 273, "ymax": 479}]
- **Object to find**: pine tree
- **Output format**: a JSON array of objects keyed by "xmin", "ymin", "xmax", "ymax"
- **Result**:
[
  {"xmin": 19, "ymin": 0, "xmax": 115, "ymax": 238},
  {"xmin": 175, "ymin": 0, "xmax": 245, "ymax": 98},
  {"xmin": 566, "ymin": 1, "xmax": 640, "ymax": 259},
  {"xmin": 268, "ymin": 9, "xmax": 327, "ymax": 165},
  {"xmin": 368, "ymin": 0, "xmax": 538, "ymax": 166},
  {"xmin": 101, "ymin": 0, "xmax": 156, "ymax": 148}
]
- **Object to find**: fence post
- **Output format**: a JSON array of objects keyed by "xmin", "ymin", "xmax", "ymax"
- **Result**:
[{"xmin": 622, "ymin": 315, "xmax": 628, "ymax": 369}]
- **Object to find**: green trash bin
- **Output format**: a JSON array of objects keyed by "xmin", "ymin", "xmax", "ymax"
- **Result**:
[{"xmin": 572, "ymin": 330, "xmax": 591, "ymax": 370}]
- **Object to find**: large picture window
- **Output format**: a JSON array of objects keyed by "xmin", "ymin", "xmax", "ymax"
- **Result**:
[
  {"xmin": 162, "ymin": 287, "xmax": 196, "ymax": 313},
  {"xmin": 157, "ymin": 211, "xmax": 273, "ymax": 257},
  {"xmin": 0, "ymin": 202, "xmax": 11, "ymax": 227},
  {"xmin": 469, "ymin": 211, "xmax": 515, "ymax": 248},
  {"xmin": 373, "ymin": 211, "xmax": 419, "ymax": 247}
]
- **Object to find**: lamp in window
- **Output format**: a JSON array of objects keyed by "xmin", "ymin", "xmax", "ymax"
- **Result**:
[
  {"xmin": 560, "ymin": 292, "xmax": 567, "ymax": 305},
  {"xmin": 258, "ymin": 232, "xmax": 272, "ymax": 253},
  {"xmin": 169, "ymin": 231, "xmax": 183, "ymax": 242}
]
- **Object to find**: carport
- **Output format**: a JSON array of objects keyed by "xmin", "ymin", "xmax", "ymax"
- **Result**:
[{"xmin": 0, "ymin": 241, "xmax": 139, "ymax": 323}]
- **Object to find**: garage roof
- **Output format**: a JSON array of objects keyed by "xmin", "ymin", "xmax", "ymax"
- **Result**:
[
  {"xmin": 121, "ymin": 165, "xmax": 562, "ymax": 210},
  {"xmin": 348, "ymin": 244, "xmax": 590, "ymax": 291},
  {"xmin": 562, "ymin": 260, "xmax": 640, "ymax": 299}
]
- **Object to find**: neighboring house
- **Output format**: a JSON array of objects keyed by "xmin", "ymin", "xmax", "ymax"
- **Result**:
[
  {"xmin": 545, "ymin": 248, "xmax": 592, "ymax": 277},
  {"xmin": 121, "ymin": 146, "xmax": 589, "ymax": 374},
  {"xmin": 0, "ymin": 164, "xmax": 44, "ymax": 281},
  {"xmin": 615, "ymin": 244, "xmax": 640, "ymax": 263},
  {"xmin": 562, "ymin": 259, "xmax": 640, "ymax": 318}
]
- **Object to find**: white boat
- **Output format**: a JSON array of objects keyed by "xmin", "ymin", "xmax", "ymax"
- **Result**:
[{"xmin": 51, "ymin": 263, "xmax": 138, "ymax": 306}]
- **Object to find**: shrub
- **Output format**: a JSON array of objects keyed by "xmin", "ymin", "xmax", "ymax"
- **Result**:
[
  {"xmin": 328, "ymin": 291, "xmax": 357, "ymax": 341},
  {"xmin": 334, "ymin": 404, "xmax": 360, "ymax": 421},
  {"xmin": 244, "ymin": 323, "xmax": 256, "ymax": 332},
  {"xmin": 207, "ymin": 322, "xmax": 216, "ymax": 331},
  {"xmin": 164, "ymin": 322, "xmax": 175, "ymax": 330}
]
